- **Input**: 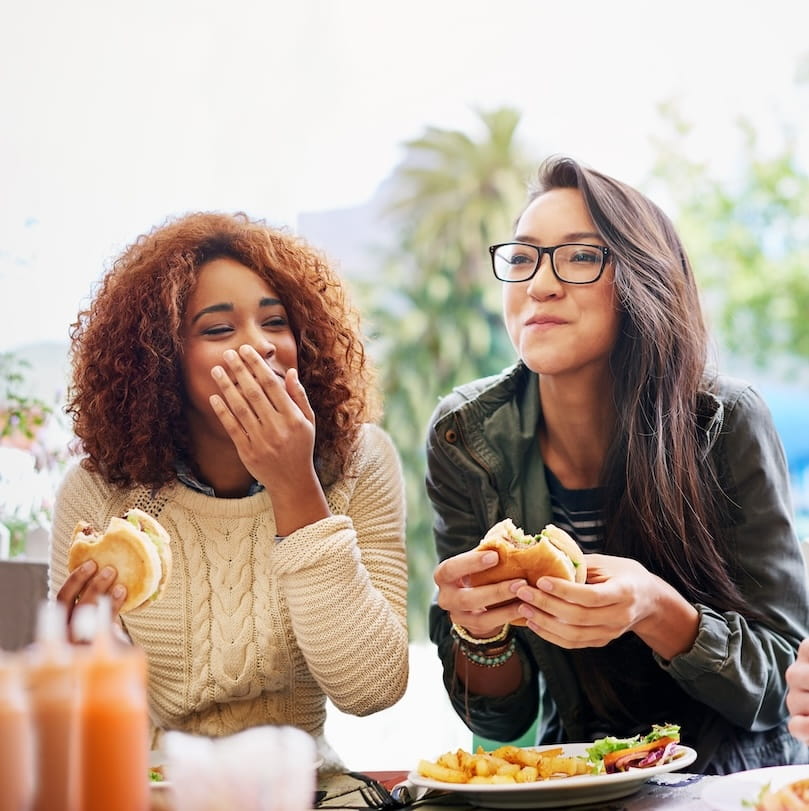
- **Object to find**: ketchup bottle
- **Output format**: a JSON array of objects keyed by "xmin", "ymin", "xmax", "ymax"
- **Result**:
[
  {"xmin": 25, "ymin": 601, "xmax": 81, "ymax": 811},
  {"xmin": 0, "ymin": 651, "xmax": 34, "ymax": 811},
  {"xmin": 74, "ymin": 599, "xmax": 149, "ymax": 811}
]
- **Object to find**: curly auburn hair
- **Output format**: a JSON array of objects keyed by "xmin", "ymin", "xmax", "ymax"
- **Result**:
[{"xmin": 67, "ymin": 211, "xmax": 380, "ymax": 490}]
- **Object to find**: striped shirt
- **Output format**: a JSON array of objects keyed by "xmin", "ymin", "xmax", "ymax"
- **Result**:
[{"xmin": 545, "ymin": 467, "xmax": 605, "ymax": 553}]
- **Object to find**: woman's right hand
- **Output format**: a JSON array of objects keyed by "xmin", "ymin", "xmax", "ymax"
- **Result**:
[
  {"xmin": 56, "ymin": 560, "xmax": 128, "ymax": 629},
  {"xmin": 433, "ymin": 548, "xmax": 525, "ymax": 639}
]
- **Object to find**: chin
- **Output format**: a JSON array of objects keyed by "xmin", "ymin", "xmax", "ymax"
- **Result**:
[{"xmin": 519, "ymin": 352, "xmax": 568, "ymax": 376}]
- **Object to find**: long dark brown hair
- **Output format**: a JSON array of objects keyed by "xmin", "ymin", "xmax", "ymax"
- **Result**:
[
  {"xmin": 527, "ymin": 156, "xmax": 750, "ymax": 611},
  {"xmin": 67, "ymin": 211, "xmax": 379, "ymax": 490},
  {"xmin": 527, "ymin": 156, "xmax": 759, "ymax": 726}
]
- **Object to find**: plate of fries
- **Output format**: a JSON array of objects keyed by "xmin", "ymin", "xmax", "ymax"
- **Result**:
[{"xmin": 410, "ymin": 742, "xmax": 697, "ymax": 808}]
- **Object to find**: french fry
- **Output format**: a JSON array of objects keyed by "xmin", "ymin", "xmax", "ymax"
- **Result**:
[
  {"xmin": 538, "ymin": 754, "xmax": 589, "ymax": 778},
  {"xmin": 495, "ymin": 762, "xmax": 521, "ymax": 778},
  {"xmin": 417, "ymin": 759, "xmax": 467, "ymax": 783},
  {"xmin": 515, "ymin": 766, "xmax": 539, "ymax": 783},
  {"xmin": 436, "ymin": 751, "xmax": 462, "ymax": 771},
  {"xmin": 417, "ymin": 745, "xmax": 589, "ymax": 785},
  {"xmin": 469, "ymin": 774, "xmax": 516, "ymax": 784}
]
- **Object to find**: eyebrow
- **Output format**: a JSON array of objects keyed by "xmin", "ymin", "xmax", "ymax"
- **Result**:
[
  {"xmin": 190, "ymin": 297, "xmax": 282, "ymax": 325},
  {"xmin": 513, "ymin": 231, "xmax": 603, "ymax": 244}
]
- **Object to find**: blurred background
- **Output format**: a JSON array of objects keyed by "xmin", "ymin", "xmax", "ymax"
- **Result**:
[{"xmin": 2, "ymin": 0, "xmax": 808, "ymax": 767}]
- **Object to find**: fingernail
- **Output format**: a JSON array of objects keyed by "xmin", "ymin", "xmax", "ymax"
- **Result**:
[
  {"xmin": 100, "ymin": 566, "xmax": 115, "ymax": 579},
  {"xmin": 509, "ymin": 579, "xmax": 527, "ymax": 593},
  {"xmin": 81, "ymin": 560, "xmax": 96, "ymax": 573},
  {"xmin": 211, "ymin": 366, "xmax": 224, "ymax": 379},
  {"xmin": 111, "ymin": 584, "xmax": 126, "ymax": 599},
  {"xmin": 481, "ymin": 552, "xmax": 499, "ymax": 566},
  {"xmin": 538, "ymin": 578, "xmax": 553, "ymax": 592},
  {"xmin": 223, "ymin": 349, "xmax": 237, "ymax": 362}
]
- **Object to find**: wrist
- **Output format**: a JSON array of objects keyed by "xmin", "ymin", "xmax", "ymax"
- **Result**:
[
  {"xmin": 272, "ymin": 488, "xmax": 331, "ymax": 538},
  {"xmin": 450, "ymin": 622, "xmax": 512, "ymax": 648},
  {"xmin": 634, "ymin": 577, "xmax": 699, "ymax": 659},
  {"xmin": 457, "ymin": 635, "xmax": 517, "ymax": 668}
]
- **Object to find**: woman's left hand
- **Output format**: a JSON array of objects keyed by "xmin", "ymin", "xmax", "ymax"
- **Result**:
[
  {"xmin": 513, "ymin": 553, "xmax": 698, "ymax": 657},
  {"xmin": 786, "ymin": 639, "xmax": 809, "ymax": 743}
]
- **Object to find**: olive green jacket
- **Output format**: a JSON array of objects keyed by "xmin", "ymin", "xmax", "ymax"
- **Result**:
[{"xmin": 426, "ymin": 362, "xmax": 809, "ymax": 774}]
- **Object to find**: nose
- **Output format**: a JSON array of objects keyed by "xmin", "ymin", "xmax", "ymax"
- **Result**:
[
  {"xmin": 525, "ymin": 252, "xmax": 562, "ymax": 299},
  {"xmin": 246, "ymin": 326, "xmax": 276, "ymax": 359}
]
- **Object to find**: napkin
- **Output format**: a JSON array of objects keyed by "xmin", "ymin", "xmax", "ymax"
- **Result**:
[{"xmin": 164, "ymin": 725, "xmax": 317, "ymax": 810}]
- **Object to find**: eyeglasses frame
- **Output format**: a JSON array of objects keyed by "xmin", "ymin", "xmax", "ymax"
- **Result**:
[{"xmin": 489, "ymin": 241, "xmax": 611, "ymax": 285}]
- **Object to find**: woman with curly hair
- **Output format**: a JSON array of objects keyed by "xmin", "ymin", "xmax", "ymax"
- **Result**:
[
  {"xmin": 49, "ymin": 211, "xmax": 408, "ymax": 768},
  {"xmin": 427, "ymin": 156, "xmax": 809, "ymax": 774}
]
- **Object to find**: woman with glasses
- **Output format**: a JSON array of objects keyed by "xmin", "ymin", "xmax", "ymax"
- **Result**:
[{"xmin": 427, "ymin": 155, "xmax": 809, "ymax": 774}]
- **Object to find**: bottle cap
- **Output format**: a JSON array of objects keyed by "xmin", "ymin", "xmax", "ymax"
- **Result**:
[
  {"xmin": 71, "ymin": 597, "xmax": 114, "ymax": 644},
  {"xmin": 35, "ymin": 600, "xmax": 68, "ymax": 646},
  {"xmin": 71, "ymin": 603, "xmax": 98, "ymax": 643}
]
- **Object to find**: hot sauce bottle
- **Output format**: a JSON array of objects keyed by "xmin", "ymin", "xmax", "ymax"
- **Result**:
[
  {"xmin": 0, "ymin": 651, "xmax": 34, "ymax": 811},
  {"xmin": 25, "ymin": 601, "xmax": 81, "ymax": 811},
  {"xmin": 73, "ymin": 599, "xmax": 149, "ymax": 811}
]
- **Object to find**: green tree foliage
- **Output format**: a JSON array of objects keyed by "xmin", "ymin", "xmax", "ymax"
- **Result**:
[
  {"xmin": 359, "ymin": 109, "xmax": 534, "ymax": 638},
  {"xmin": 1, "ymin": 352, "xmax": 51, "ymax": 442},
  {"xmin": 647, "ymin": 100, "xmax": 809, "ymax": 372},
  {"xmin": 355, "ymin": 87, "xmax": 808, "ymax": 638},
  {"xmin": 1, "ymin": 352, "xmax": 54, "ymax": 556}
]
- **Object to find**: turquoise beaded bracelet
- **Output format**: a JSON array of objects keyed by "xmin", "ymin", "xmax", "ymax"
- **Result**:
[{"xmin": 458, "ymin": 636, "xmax": 517, "ymax": 668}]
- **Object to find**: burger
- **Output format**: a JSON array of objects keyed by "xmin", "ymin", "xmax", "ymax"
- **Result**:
[
  {"xmin": 68, "ymin": 508, "xmax": 172, "ymax": 614},
  {"xmin": 468, "ymin": 519, "xmax": 586, "ymax": 625},
  {"xmin": 470, "ymin": 519, "xmax": 586, "ymax": 585},
  {"xmin": 587, "ymin": 724, "xmax": 682, "ymax": 774}
]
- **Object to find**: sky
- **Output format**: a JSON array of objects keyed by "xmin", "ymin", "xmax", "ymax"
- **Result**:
[{"xmin": 1, "ymin": 0, "xmax": 807, "ymax": 353}]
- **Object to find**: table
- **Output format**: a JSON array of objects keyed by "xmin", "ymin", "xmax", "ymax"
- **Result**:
[
  {"xmin": 149, "ymin": 768, "xmax": 725, "ymax": 809},
  {"xmin": 150, "ymin": 771, "xmax": 719, "ymax": 811},
  {"xmin": 313, "ymin": 769, "xmax": 724, "ymax": 810}
]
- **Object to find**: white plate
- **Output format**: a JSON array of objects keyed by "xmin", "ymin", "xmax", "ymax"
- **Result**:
[
  {"xmin": 409, "ymin": 742, "xmax": 697, "ymax": 809},
  {"xmin": 701, "ymin": 764, "xmax": 809, "ymax": 810}
]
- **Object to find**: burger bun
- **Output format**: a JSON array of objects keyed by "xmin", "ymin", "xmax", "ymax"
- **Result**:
[
  {"xmin": 68, "ymin": 508, "xmax": 172, "ymax": 614},
  {"xmin": 469, "ymin": 519, "xmax": 586, "ymax": 625}
]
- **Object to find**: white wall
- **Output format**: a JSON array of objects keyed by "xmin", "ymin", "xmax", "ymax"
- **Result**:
[{"xmin": 324, "ymin": 642, "xmax": 470, "ymax": 771}]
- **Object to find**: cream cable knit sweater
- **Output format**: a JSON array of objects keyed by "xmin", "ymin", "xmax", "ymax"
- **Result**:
[{"xmin": 49, "ymin": 423, "xmax": 409, "ymax": 768}]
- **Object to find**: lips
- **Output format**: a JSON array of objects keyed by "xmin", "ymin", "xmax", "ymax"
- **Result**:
[{"xmin": 526, "ymin": 314, "xmax": 567, "ymax": 327}]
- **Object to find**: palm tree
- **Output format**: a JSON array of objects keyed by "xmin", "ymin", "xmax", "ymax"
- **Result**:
[{"xmin": 361, "ymin": 108, "xmax": 536, "ymax": 638}]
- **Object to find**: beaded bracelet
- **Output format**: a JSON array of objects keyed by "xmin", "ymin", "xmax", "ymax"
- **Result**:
[
  {"xmin": 451, "ymin": 622, "xmax": 511, "ymax": 647},
  {"xmin": 458, "ymin": 636, "xmax": 517, "ymax": 668}
]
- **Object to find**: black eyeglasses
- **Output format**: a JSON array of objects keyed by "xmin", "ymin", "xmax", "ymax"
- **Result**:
[{"xmin": 489, "ymin": 242, "xmax": 611, "ymax": 284}]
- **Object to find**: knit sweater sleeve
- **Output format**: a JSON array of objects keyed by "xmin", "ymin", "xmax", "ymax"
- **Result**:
[{"xmin": 268, "ymin": 423, "xmax": 409, "ymax": 715}]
